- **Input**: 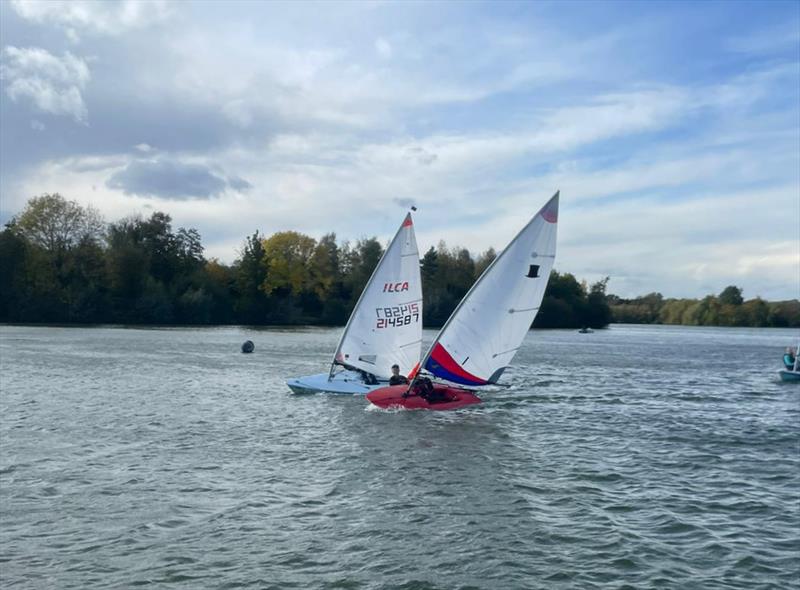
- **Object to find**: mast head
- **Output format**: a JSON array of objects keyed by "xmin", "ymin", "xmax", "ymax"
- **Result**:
[{"xmin": 541, "ymin": 191, "xmax": 559, "ymax": 223}]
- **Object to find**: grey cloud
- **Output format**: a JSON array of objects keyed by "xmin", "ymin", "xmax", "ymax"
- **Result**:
[
  {"xmin": 106, "ymin": 159, "xmax": 250, "ymax": 200},
  {"xmin": 405, "ymin": 146, "xmax": 437, "ymax": 165},
  {"xmin": 1, "ymin": 46, "xmax": 90, "ymax": 122},
  {"xmin": 392, "ymin": 197, "xmax": 416, "ymax": 208},
  {"xmin": 228, "ymin": 176, "xmax": 253, "ymax": 192}
]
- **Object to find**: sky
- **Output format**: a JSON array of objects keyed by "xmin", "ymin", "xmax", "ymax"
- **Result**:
[{"xmin": 0, "ymin": 0, "xmax": 798, "ymax": 300}]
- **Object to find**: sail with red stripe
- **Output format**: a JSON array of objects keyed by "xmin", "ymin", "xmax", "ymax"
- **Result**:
[{"xmin": 420, "ymin": 192, "xmax": 559, "ymax": 386}]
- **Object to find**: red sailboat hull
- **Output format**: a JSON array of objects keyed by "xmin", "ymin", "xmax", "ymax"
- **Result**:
[{"xmin": 366, "ymin": 384, "xmax": 482, "ymax": 410}]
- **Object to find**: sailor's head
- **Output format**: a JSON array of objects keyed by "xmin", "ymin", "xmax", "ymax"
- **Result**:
[{"xmin": 391, "ymin": 364, "xmax": 400, "ymax": 375}]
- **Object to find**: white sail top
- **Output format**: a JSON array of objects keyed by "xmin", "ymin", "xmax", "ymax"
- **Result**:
[
  {"xmin": 331, "ymin": 213, "xmax": 422, "ymax": 379},
  {"xmin": 420, "ymin": 192, "xmax": 559, "ymax": 386}
]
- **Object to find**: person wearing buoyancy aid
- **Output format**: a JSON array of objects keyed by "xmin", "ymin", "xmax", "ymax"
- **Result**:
[
  {"xmin": 784, "ymin": 347, "xmax": 796, "ymax": 371},
  {"xmin": 389, "ymin": 364, "xmax": 409, "ymax": 386}
]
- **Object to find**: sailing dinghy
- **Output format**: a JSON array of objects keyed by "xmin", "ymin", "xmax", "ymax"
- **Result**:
[
  {"xmin": 779, "ymin": 343, "xmax": 800, "ymax": 382},
  {"xmin": 287, "ymin": 212, "xmax": 423, "ymax": 394},
  {"xmin": 367, "ymin": 192, "xmax": 559, "ymax": 410}
]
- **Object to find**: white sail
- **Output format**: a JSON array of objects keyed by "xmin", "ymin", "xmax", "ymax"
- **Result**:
[
  {"xmin": 420, "ymin": 192, "xmax": 559, "ymax": 385},
  {"xmin": 331, "ymin": 213, "xmax": 422, "ymax": 379}
]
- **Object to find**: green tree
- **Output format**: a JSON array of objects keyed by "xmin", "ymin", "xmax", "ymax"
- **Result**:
[
  {"xmin": 15, "ymin": 193, "xmax": 104, "ymax": 254},
  {"xmin": 659, "ymin": 299, "xmax": 694, "ymax": 324},
  {"xmin": 584, "ymin": 277, "xmax": 612, "ymax": 328},
  {"xmin": 261, "ymin": 231, "xmax": 317, "ymax": 296},
  {"xmin": 0, "ymin": 223, "xmax": 27, "ymax": 320},
  {"xmin": 474, "ymin": 247, "xmax": 496, "ymax": 278},
  {"xmin": 342, "ymin": 237, "xmax": 384, "ymax": 311},
  {"xmin": 234, "ymin": 231, "xmax": 270, "ymax": 324},
  {"xmin": 718, "ymin": 285, "xmax": 744, "ymax": 306},
  {"xmin": 740, "ymin": 298, "xmax": 769, "ymax": 327},
  {"xmin": 534, "ymin": 270, "xmax": 587, "ymax": 329}
]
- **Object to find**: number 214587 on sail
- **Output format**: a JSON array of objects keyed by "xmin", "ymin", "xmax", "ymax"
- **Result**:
[{"xmin": 375, "ymin": 303, "xmax": 420, "ymax": 328}]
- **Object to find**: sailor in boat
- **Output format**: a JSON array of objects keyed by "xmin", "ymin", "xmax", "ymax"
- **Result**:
[
  {"xmin": 356, "ymin": 368, "xmax": 378, "ymax": 385},
  {"xmin": 389, "ymin": 364, "xmax": 409, "ymax": 386},
  {"xmin": 402, "ymin": 377, "xmax": 448, "ymax": 403},
  {"xmin": 784, "ymin": 347, "xmax": 797, "ymax": 371}
]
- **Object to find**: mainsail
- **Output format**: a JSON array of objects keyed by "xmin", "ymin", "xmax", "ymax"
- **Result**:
[
  {"xmin": 330, "ymin": 212, "xmax": 422, "ymax": 380},
  {"xmin": 419, "ymin": 192, "xmax": 559, "ymax": 386}
]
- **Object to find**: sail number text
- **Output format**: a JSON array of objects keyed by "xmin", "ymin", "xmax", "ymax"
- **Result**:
[{"xmin": 375, "ymin": 302, "xmax": 420, "ymax": 328}]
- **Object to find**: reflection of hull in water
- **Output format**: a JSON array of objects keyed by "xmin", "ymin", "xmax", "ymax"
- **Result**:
[
  {"xmin": 286, "ymin": 371, "xmax": 386, "ymax": 395},
  {"xmin": 366, "ymin": 384, "xmax": 482, "ymax": 410},
  {"xmin": 779, "ymin": 369, "xmax": 800, "ymax": 382}
]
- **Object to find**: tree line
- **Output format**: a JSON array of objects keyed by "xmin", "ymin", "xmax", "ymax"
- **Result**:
[
  {"xmin": 0, "ymin": 194, "xmax": 613, "ymax": 328},
  {"xmin": 608, "ymin": 288, "xmax": 800, "ymax": 328},
  {"xmin": 1, "ymin": 194, "xmax": 795, "ymax": 329}
]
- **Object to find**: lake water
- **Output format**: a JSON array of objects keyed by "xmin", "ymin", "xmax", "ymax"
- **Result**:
[{"xmin": 1, "ymin": 324, "xmax": 798, "ymax": 589}]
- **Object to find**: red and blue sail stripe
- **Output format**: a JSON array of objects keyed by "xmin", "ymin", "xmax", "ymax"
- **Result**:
[{"xmin": 424, "ymin": 343, "xmax": 487, "ymax": 386}]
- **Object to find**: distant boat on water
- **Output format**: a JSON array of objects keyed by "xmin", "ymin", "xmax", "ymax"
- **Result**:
[{"xmin": 779, "ymin": 343, "xmax": 800, "ymax": 382}]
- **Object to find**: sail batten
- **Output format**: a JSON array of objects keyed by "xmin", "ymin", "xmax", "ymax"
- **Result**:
[
  {"xmin": 418, "ymin": 192, "xmax": 559, "ymax": 386},
  {"xmin": 330, "ymin": 212, "xmax": 423, "ymax": 380}
]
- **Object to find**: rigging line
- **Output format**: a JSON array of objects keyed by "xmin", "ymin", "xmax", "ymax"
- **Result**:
[
  {"xmin": 508, "ymin": 306, "xmax": 539, "ymax": 314},
  {"xmin": 398, "ymin": 339, "xmax": 423, "ymax": 348},
  {"xmin": 492, "ymin": 347, "xmax": 519, "ymax": 358}
]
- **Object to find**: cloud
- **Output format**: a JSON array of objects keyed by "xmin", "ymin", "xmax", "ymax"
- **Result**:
[
  {"xmin": 1, "ymin": 2, "xmax": 798, "ymax": 300},
  {"xmin": 228, "ymin": 176, "xmax": 253, "ymax": 192},
  {"xmin": 1, "ymin": 46, "xmax": 90, "ymax": 122},
  {"xmin": 106, "ymin": 159, "xmax": 251, "ymax": 200},
  {"xmin": 10, "ymin": 0, "xmax": 173, "ymax": 37},
  {"xmin": 726, "ymin": 22, "xmax": 800, "ymax": 55},
  {"xmin": 392, "ymin": 197, "xmax": 416, "ymax": 208},
  {"xmin": 375, "ymin": 37, "xmax": 392, "ymax": 59},
  {"xmin": 405, "ymin": 146, "xmax": 437, "ymax": 166},
  {"xmin": 30, "ymin": 119, "xmax": 45, "ymax": 131}
]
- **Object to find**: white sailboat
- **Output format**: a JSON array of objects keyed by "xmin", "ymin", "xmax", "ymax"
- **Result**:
[
  {"xmin": 287, "ymin": 212, "xmax": 423, "ymax": 394},
  {"xmin": 367, "ymin": 192, "xmax": 559, "ymax": 409}
]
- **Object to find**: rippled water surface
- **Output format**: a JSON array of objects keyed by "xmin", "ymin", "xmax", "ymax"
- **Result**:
[{"xmin": 1, "ymin": 324, "xmax": 799, "ymax": 589}]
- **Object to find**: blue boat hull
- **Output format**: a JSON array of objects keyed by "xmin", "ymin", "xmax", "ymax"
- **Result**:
[{"xmin": 286, "ymin": 371, "xmax": 387, "ymax": 395}]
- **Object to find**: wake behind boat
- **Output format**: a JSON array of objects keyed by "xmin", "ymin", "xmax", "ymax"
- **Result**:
[
  {"xmin": 367, "ymin": 191, "xmax": 560, "ymax": 410},
  {"xmin": 287, "ymin": 212, "xmax": 422, "ymax": 394}
]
